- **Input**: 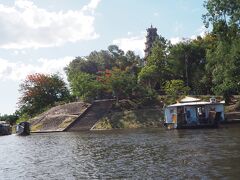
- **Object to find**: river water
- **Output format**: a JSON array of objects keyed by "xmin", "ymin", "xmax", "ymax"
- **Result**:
[{"xmin": 1, "ymin": 125, "xmax": 240, "ymax": 179}]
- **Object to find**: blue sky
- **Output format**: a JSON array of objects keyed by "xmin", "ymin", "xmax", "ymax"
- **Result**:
[{"xmin": 0, "ymin": 0, "xmax": 208, "ymax": 114}]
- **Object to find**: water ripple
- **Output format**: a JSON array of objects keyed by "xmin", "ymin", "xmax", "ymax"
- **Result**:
[{"xmin": 1, "ymin": 125, "xmax": 240, "ymax": 179}]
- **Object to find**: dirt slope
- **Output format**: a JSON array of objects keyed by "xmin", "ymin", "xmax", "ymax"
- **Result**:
[{"xmin": 30, "ymin": 102, "xmax": 90, "ymax": 132}]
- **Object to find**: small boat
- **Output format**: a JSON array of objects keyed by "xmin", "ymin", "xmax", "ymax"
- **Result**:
[
  {"xmin": 0, "ymin": 121, "xmax": 12, "ymax": 135},
  {"xmin": 16, "ymin": 122, "xmax": 30, "ymax": 135},
  {"xmin": 164, "ymin": 96, "xmax": 225, "ymax": 129}
]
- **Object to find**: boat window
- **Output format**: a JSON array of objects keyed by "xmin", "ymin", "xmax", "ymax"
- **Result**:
[
  {"xmin": 186, "ymin": 110, "xmax": 191, "ymax": 118},
  {"xmin": 177, "ymin": 106, "xmax": 184, "ymax": 114},
  {"xmin": 197, "ymin": 106, "xmax": 205, "ymax": 117}
]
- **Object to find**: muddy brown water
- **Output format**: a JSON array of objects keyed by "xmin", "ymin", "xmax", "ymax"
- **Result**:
[{"xmin": 1, "ymin": 125, "xmax": 240, "ymax": 179}]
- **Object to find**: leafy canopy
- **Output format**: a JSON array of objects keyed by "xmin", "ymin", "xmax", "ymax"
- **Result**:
[
  {"xmin": 18, "ymin": 73, "xmax": 70, "ymax": 116},
  {"xmin": 164, "ymin": 80, "xmax": 190, "ymax": 98}
]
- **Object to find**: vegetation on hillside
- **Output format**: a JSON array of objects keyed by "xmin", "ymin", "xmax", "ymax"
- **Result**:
[
  {"xmin": 93, "ymin": 105, "xmax": 164, "ymax": 130},
  {"xmin": 0, "ymin": 114, "xmax": 18, "ymax": 125}
]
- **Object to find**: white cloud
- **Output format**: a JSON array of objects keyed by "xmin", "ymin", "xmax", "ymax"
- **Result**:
[
  {"xmin": 170, "ymin": 37, "xmax": 184, "ymax": 45},
  {"xmin": 0, "ymin": 0, "xmax": 100, "ymax": 49},
  {"xmin": 0, "ymin": 56, "xmax": 73, "ymax": 81},
  {"xmin": 113, "ymin": 34, "xmax": 145, "ymax": 57},
  {"xmin": 82, "ymin": 0, "xmax": 101, "ymax": 13},
  {"xmin": 197, "ymin": 25, "xmax": 208, "ymax": 37},
  {"xmin": 13, "ymin": 50, "xmax": 26, "ymax": 55},
  {"xmin": 190, "ymin": 26, "xmax": 208, "ymax": 40},
  {"xmin": 154, "ymin": 12, "xmax": 159, "ymax": 16},
  {"xmin": 113, "ymin": 24, "xmax": 209, "ymax": 56},
  {"xmin": 174, "ymin": 22, "xmax": 184, "ymax": 34},
  {"xmin": 170, "ymin": 26, "xmax": 209, "ymax": 45}
]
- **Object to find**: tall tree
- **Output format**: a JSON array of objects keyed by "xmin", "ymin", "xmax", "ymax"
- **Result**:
[
  {"xmin": 69, "ymin": 72, "xmax": 103, "ymax": 101},
  {"xmin": 138, "ymin": 65, "xmax": 158, "ymax": 89},
  {"xmin": 65, "ymin": 57, "xmax": 99, "ymax": 77},
  {"xmin": 108, "ymin": 68, "xmax": 138, "ymax": 103},
  {"xmin": 18, "ymin": 73, "xmax": 70, "ymax": 116},
  {"xmin": 87, "ymin": 50, "xmax": 115, "ymax": 70},
  {"xmin": 145, "ymin": 36, "xmax": 171, "ymax": 90},
  {"xmin": 203, "ymin": 0, "xmax": 240, "ymax": 40},
  {"xmin": 164, "ymin": 79, "xmax": 190, "ymax": 99},
  {"xmin": 203, "ymin": 0, "xmax": 240, "ymax": 102},
  {"xmin": 168, "ymin": 37, "xmax": 207, "ymax": 94}
]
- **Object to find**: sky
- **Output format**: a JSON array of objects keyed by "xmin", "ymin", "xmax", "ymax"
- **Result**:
[{"xmin": 0, "ymin": 0, "xmax": 208, "ymax": 115}]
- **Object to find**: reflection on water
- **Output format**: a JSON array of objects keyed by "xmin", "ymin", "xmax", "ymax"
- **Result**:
[{"xmin": 1, "ymin": 125, "xmax": 240, "ymax": 179}]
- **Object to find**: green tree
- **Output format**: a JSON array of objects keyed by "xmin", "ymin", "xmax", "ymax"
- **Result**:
[
  {"xmin": 138, "ymin": 65, "xmax": 158, "ymax": 89},
  {"xmin": 69, "ymin": 72, "xmax": 103, "ymax": 101},
  {"xmin": 87, "ymin": 50, "xmax": 115, "ymax": 70},
  {"xmin": 65, "ymin": 45, "xmax": 142, "ymax": 79},
  {"xmin": 65, "ymin": 57, "xmax": 99, "ymax": 78},
  {"xmin": 125, "ymin": 50, "xmax": 141, "ymax": 66},
  {"xmin": 108, "ymin": 45, "xmax": 140, "ymax": 70},
  {"xmin": 203, "ymin": 0, "xmax": 240, "ymax": 102},
  {"xmin": 18, "ymin": 73, "xmax": 70, "ymax": 116},
  {"xmin": 145, "ymin": 37, "xmax": 171, "ymax": 90},
  {"xmin": 0, "ymin": 114, "xmax": 18, "ymax": 125},
  {"xmin": 109, "ymin": 68, "xmax": 138, "ymax": 103},
  {"xmin": 207, "ymin": 37, "xmax": 240, "ymax": 101},
  {"xmin": 65, "ymin": 45, "xmax": 144, "ymax": 101},
  {"xmin": 164, "ymin": 80, "xmax": 190, "ymax": 99},
  {"xmin": 203, "ymin": 0, "xmax": 240, "ymax": 40},
  {"xmin": 168, "ymin": 37, "xmax": 207, "ymax": 94},
  {"xmin": 147, "ymin": 36, "xmax": 169, "ymax": 66}
]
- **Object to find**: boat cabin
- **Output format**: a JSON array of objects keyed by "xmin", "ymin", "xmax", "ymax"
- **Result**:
[{"xmin": 164, "ymin": 97, "xmax": 225, "ymax": 129}]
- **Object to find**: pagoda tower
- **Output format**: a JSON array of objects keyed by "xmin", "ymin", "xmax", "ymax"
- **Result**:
[{"xmin": 144, "ymin": 25, "xmax": 159, "ymax": 64}]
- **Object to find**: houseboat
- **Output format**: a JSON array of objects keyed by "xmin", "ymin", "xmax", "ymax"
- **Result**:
[
  {"xmin": 164, "ymin": 97, "xmax": 225, "ymax": 129},
  {"xmin": 0, "ymin": 121, "xmax": 12, "ymax": 135},
  {"xmin": 16, "ymin": 122, "xmax": 30, "ymax": 135}
]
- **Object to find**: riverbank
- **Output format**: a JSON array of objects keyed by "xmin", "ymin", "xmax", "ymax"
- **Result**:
[
  {"xmin": 27, "ymin": 96, "xmax": 240, "ymax": 132},
  {"xmin": 92, "ymin": 108, "xmax": 163, "ymax": 130},
  {"xmin": 28, "ymin": 99, "xmax": 163, "ymax": 132}
]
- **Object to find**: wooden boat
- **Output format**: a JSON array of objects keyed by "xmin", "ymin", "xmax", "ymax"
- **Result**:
[
  {"xmin": 0, "ymin": 121, "xmax": 12, "ymax": 135},
  {"xmin": 16, "ymin": 122, "xmax": 30, "ymax": 135},
  {"xmin": 164, "ymin": 96, "xmax": 225, "ymax": 129}
]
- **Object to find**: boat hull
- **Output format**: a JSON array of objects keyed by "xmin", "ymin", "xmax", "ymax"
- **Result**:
[
  {"xmin": 164, "ymin": 122, "xmax": 219, "ymax": 129},
  {"xmin": 16, "ymin": 122, "xmax": 30, "ymax": 136},
  {"xmin": 177, "ymin": 123, "xmax": 218, "ymax": 129}
]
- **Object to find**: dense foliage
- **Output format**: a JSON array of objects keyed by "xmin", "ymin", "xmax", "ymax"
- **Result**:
[
  {"xmin": 65, "ymin": 46, "xmax": 144, "ymax": 102},
  {"xmin": 18, "ymin": 73, "xmax": 70, "ymax": 117},
  {"xmin": 0, "ymin": 114, "xmax": 18, "ymax": 125},
  {"xmin": 203, "ymin": 0, "xmax": 240, "ymax": 102},
  {"xmin": 164, "ymin": 80, "xmax": 190, "ymax": 99}
]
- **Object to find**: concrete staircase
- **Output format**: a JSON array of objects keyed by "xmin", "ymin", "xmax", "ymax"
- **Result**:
[
  {"xmin": 64, "ymin": 99, "xmax": 114, "ymax": 131},
  {"xmin": 30, "ymin": 102, "xmax": 91, "ymax": 133}
]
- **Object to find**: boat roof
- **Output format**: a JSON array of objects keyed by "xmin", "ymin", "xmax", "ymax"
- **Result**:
[
  {"xmin": 180, "ymin": 96, "xmax": 201, "ymax": 103},
  {"xmin": 167, "ymin": 101, "xmax": 225, "ymax": 108},
  {"xmin": 0, "ymin": 121, "xmax": 10, "ymax": 126}
]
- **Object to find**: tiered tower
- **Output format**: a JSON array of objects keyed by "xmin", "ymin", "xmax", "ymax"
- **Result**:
[{"xmin": 144, "ymin": 25, "xmax": 159, "ymax": 63}]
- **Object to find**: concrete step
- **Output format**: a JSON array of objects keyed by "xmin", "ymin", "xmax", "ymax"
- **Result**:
[{"xmin": 65, "ymin": 99, "xmax": 114, "ymax": 131}]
